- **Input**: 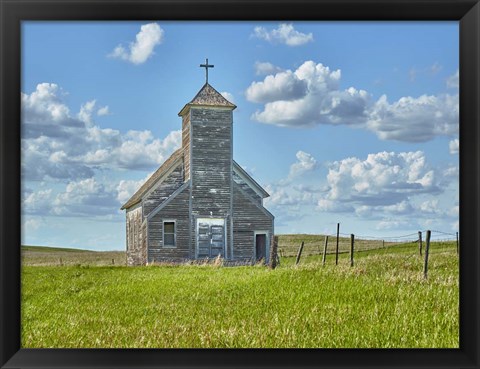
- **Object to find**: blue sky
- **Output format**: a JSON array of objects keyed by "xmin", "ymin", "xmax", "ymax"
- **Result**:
[{"xmin": 21, "ymin": 21, "xmax": 459, "ymax": 250}]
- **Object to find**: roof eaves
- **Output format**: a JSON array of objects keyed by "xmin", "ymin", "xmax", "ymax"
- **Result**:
[
  {"xmin": 120, "ymin": 148, "xmax": 184, "ymax": 210},
  {"xmin": 233, "ymin": 161, "xmax": 270, "ymax": 198},
  {"xmin": 233, "ymin": 182, "xmax": 274, "ymax": 220}
]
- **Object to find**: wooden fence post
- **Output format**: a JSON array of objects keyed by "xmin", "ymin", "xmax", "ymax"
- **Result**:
[
  {"xmin": 350, "ymin": 234, "xmax": 355, "ymax": 267},
  {"xmin": 335, "ymin": 223, "xmax": 340, "ymax": 265},
  {"xmin": 112, "ymin": 258, "xmax": 115, "ymax": 265},
  {"xmin": 423, "ymin": 230, "xmax": 431, "ymax": 279},
  {"xmin": 418, "ymin": 231, "xmax": 423, "ymax": 256},
  {"xmin": 456, "ymin": 232, "xmax": 459, "ymax": 255},
  {"xmin": 382, "ymin": 240, "xmax": 384, "ymax": 249},
  {"xmin": 295, "ymin": 241, "xmax": 304, "ymax": 265},
  {"xmin": 322, "ymin": 235, "xmax": 329, "ymax": 266},
  {"xmin": 59, "ymin": 258, "xmax": 63, "ymax": 266},
  {"xmin": 269, "ymin": 236, "xmax": 278, "ymax": 269}
]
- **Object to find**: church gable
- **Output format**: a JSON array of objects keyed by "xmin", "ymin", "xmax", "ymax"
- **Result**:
[
  {"xmin": 121, "ymin": 148, "xmax": 184, "ymax": 210},
  {"xmin": 147, "ymin": 183, "xmax": 191, "ymax": 261},
  {"xmin": 232, "ymin": 161, "xmax": 270, "ymax": 203},
  {"xmin": 142, "ymin": 162, "xmax": 185, "ymax": 218},
  {"xmin": 232, "ymin": 182, "xmax": 274, "ymax": 260}
]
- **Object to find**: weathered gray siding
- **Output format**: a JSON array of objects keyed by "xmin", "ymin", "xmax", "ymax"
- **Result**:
[
  {"xmin": 143, "ymin": 163, "xmax": 184, "ymax": 218},
  {"xmin": 189, "ymin": 107, "xmax": 233, "ymax": 259},
  {"xmin": 232, "ymin": 171, "xmax": 262, "ymax": 204},
  {"xmin": 182, "ymin": 113, "xmax": 191, "ymax": 181},
  {"xmin": 147, "ymin": 185, "xmax": 190, "ymax": 261},
  {"xmin": 232, "ymin": 183, "xmax": 274, "ymax": 260},
  {"xmin": 126, "ymin": 205, "xmax": 147, "ymax": 265},
  {"xmin": 190, "ymin": 107, "xmax": 232, "ymax": 218}
]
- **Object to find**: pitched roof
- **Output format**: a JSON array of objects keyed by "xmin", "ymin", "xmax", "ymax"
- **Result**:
[
  {"xmin": 233, "ymin": 161, "xmax": 270, "ymax": 198},
  {"xmin": 120, "ymin": 148, "xmax": 184, "ymax": 210},
  {"xmin": 121, "ymin": 150, "xmax": 270, "ymax": 211},
  {"xmin": 178, "ymin": 83, "xmax": 236, "ymax": 116}
]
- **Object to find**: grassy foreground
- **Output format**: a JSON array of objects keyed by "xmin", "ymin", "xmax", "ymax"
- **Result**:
[{"xmin": 21, "ymin": 245, "xmax": 458, "ymax": 348}]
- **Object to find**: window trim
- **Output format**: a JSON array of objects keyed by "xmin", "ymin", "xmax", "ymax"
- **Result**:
[{"xmin": 162, "ymin": 219, "xmax": 177, "ymax": 248}]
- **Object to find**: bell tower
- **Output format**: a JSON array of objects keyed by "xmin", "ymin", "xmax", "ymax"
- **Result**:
[{"xmin": 177, "ymin": 60, "xmax": 236, "ymax": 258}]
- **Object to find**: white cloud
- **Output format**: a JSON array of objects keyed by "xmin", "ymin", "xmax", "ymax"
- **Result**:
[
  {"xmin": 276, "ymin": 151, "xmax": 318, "ymax": 186},
  {"xmin": 97, "ymin": 105, "xmax": 110, "ymax": 116},
  {"xmin": 317, "ymin": 151, "xmax": 439, "ymax": 214},
  {"xmin": 254, "ymin": 61, "xmax": 283, "ymax": 76},
  {"xmin": 288, "ymin": 151, "xmax": 317, "ymax": 179},
  {"xmin": 22, "ymin": 83, "xmax": 182, "ymax": 181},
  {"xmin": 253, "ymin": 24, "xmax": 313, "ymax": 46},
  {"xmin": 263, "ymin": 151, "xmax": 321, "ymax": 208},
  {"xmin": 109, "ymin": 23, "xmax": 164, "ymax": 65},
  {"xmin": 444, "ymin": 165, "xmax": 459, "ymax": 178},
  {"xmin": 447, "ymin": 69, "xmax": 459, "ymax": 89},
  {"xmin": 21, "ymin": 83, "xmax": 74, "ymax": 127},
  {"xmin": 355, "ymin": 200, "xmax": 415, "ymax": 219},
  {"xmin": 23, "ymin": 172, "xmax": 157, "ymax": 218},
  {"xmin": 117, "ymin": 175, "xmax": 149, "ymax": 205},
  {"xmin": 23, "ymin": 189, "xmax": 53, "ymax": 214},
  {"xmin": 78, "ymin": 100, "xmax": 97, "ymax": 126},
  {"xmin": 264, "ymin": 186, "xmax": 298, "ymax": 206},
  {"xmin": 367, "ymin": 93, "xmax": 459, "ymax": 142},
  {"xmin": 246, "ymin": 70, "xmax": 308, "ymax": 103},
  {"xmin": 247, "ymin": 60, "xmax": 459, "ymax": 143},
  {"xmin": 53, "ymin": 178, "xmax": 118, "ymax": 216},
  {"xmin": 375, "ymin": 219, "xmax": 414, "ymax": 230},
  {"xmin": 262, "ymin": 149, "xmax": 457, "ymax": 234},
  {"xmin": 23, "ymin": 178, "xmax": 125, "ymax": 218},
  {"xmin": 247, "ymin": 61, "xmax": 369, "ymax": 127},
  {"xmin": 23, "ymin": 218, "xmax": 43, "ymax": 232},
  {"xmin": 418, "ymin": 199, "xmax": 440, "ymax": 214},
  {"xmin": 264, "ymin": 184, "xmax": 318, "ymax": 210},
  {"xmin": 220, "ymin": 92, "xmax": 235, "ymax": 104},
  {"xmin": 316, "ymin": 198, "xmax": 353, "ymax": 213},
  {"xmin": 449, "ymin": 138, "xmax": 459, "ymax": 154}
]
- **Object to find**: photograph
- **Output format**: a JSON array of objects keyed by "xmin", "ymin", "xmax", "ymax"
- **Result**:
[
  {"xmin": 19, "ymin": 20, "xmax": 460, "ymax": 349},
  {"xmin": 2, "ymin": 0, "xmax": 480, "ymax": 366}
]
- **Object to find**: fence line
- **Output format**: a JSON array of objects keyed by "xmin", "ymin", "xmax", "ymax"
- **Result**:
[
  {"xmin": 277, "ymin": 229, "xmax": 458, "ymax": 259},
  {"xmin": 277, "ymin": 228, "xmax": 458, "ymax": 279}
]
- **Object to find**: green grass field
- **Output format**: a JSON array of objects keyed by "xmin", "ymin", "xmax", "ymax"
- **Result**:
[{"xmin": 21, "ymin": 239, "xmax": 459, "ymax": 348}]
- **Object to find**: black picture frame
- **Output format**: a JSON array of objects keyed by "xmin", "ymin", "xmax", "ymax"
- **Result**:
[{"xmin": 1, "ymin": 0, "xmax": 479, "ymax": 368}]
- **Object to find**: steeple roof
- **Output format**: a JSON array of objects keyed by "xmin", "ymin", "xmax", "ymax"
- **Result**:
[{"xmin": 178, "ymin": 83, "xmax": 236, "ymax": 116}]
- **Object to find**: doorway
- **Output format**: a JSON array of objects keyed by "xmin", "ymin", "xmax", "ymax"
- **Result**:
[
  {"xmin": 196, "ymin": 218, "xmax": 225, "ymax": 258},
  {"xmin": 255, "ymin": 233, "xmax": 267, "ymax": 262}
]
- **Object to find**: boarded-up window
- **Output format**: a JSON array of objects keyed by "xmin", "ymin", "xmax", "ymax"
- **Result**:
[{"xmin": 163, "ymin": 221, "xmax": 176, "ymax": 247}]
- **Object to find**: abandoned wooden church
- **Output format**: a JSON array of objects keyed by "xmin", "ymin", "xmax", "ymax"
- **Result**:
[{"xmin": 121, "ymin": 61, "xmax": 274, "ymax": 265}]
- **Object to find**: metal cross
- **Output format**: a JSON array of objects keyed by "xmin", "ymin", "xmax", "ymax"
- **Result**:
[{"xmin": 200, "ymin": 58, "xmax": 214, "ymax": 83}]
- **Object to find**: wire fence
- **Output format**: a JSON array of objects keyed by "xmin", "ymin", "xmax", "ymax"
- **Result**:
[
  {"xmin": 275, "ymin": 226, "xmax": 458, "ymax": 278},
  {"xmin": 276, "ymin": 228, "xmax": 459, "ymax": 259}
]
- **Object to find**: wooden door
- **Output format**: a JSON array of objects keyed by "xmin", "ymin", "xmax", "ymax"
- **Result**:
[{"xmin": 197, "ymin": 218, "xmax": 225, "ymax": 258}]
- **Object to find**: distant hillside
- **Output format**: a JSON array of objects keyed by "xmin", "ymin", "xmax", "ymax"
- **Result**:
[
  {"xmin": 22, "ymin": 245, "xmax": 91, "ymax": 253},
  {"xmin": 22, "ymin": 245, "xmax": 126, "ymax": 266}
]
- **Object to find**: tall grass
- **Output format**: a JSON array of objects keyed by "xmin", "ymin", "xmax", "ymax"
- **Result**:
[{"xmin": 21, "ymin": 246, "xmax": 458, "ymax": 348}]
